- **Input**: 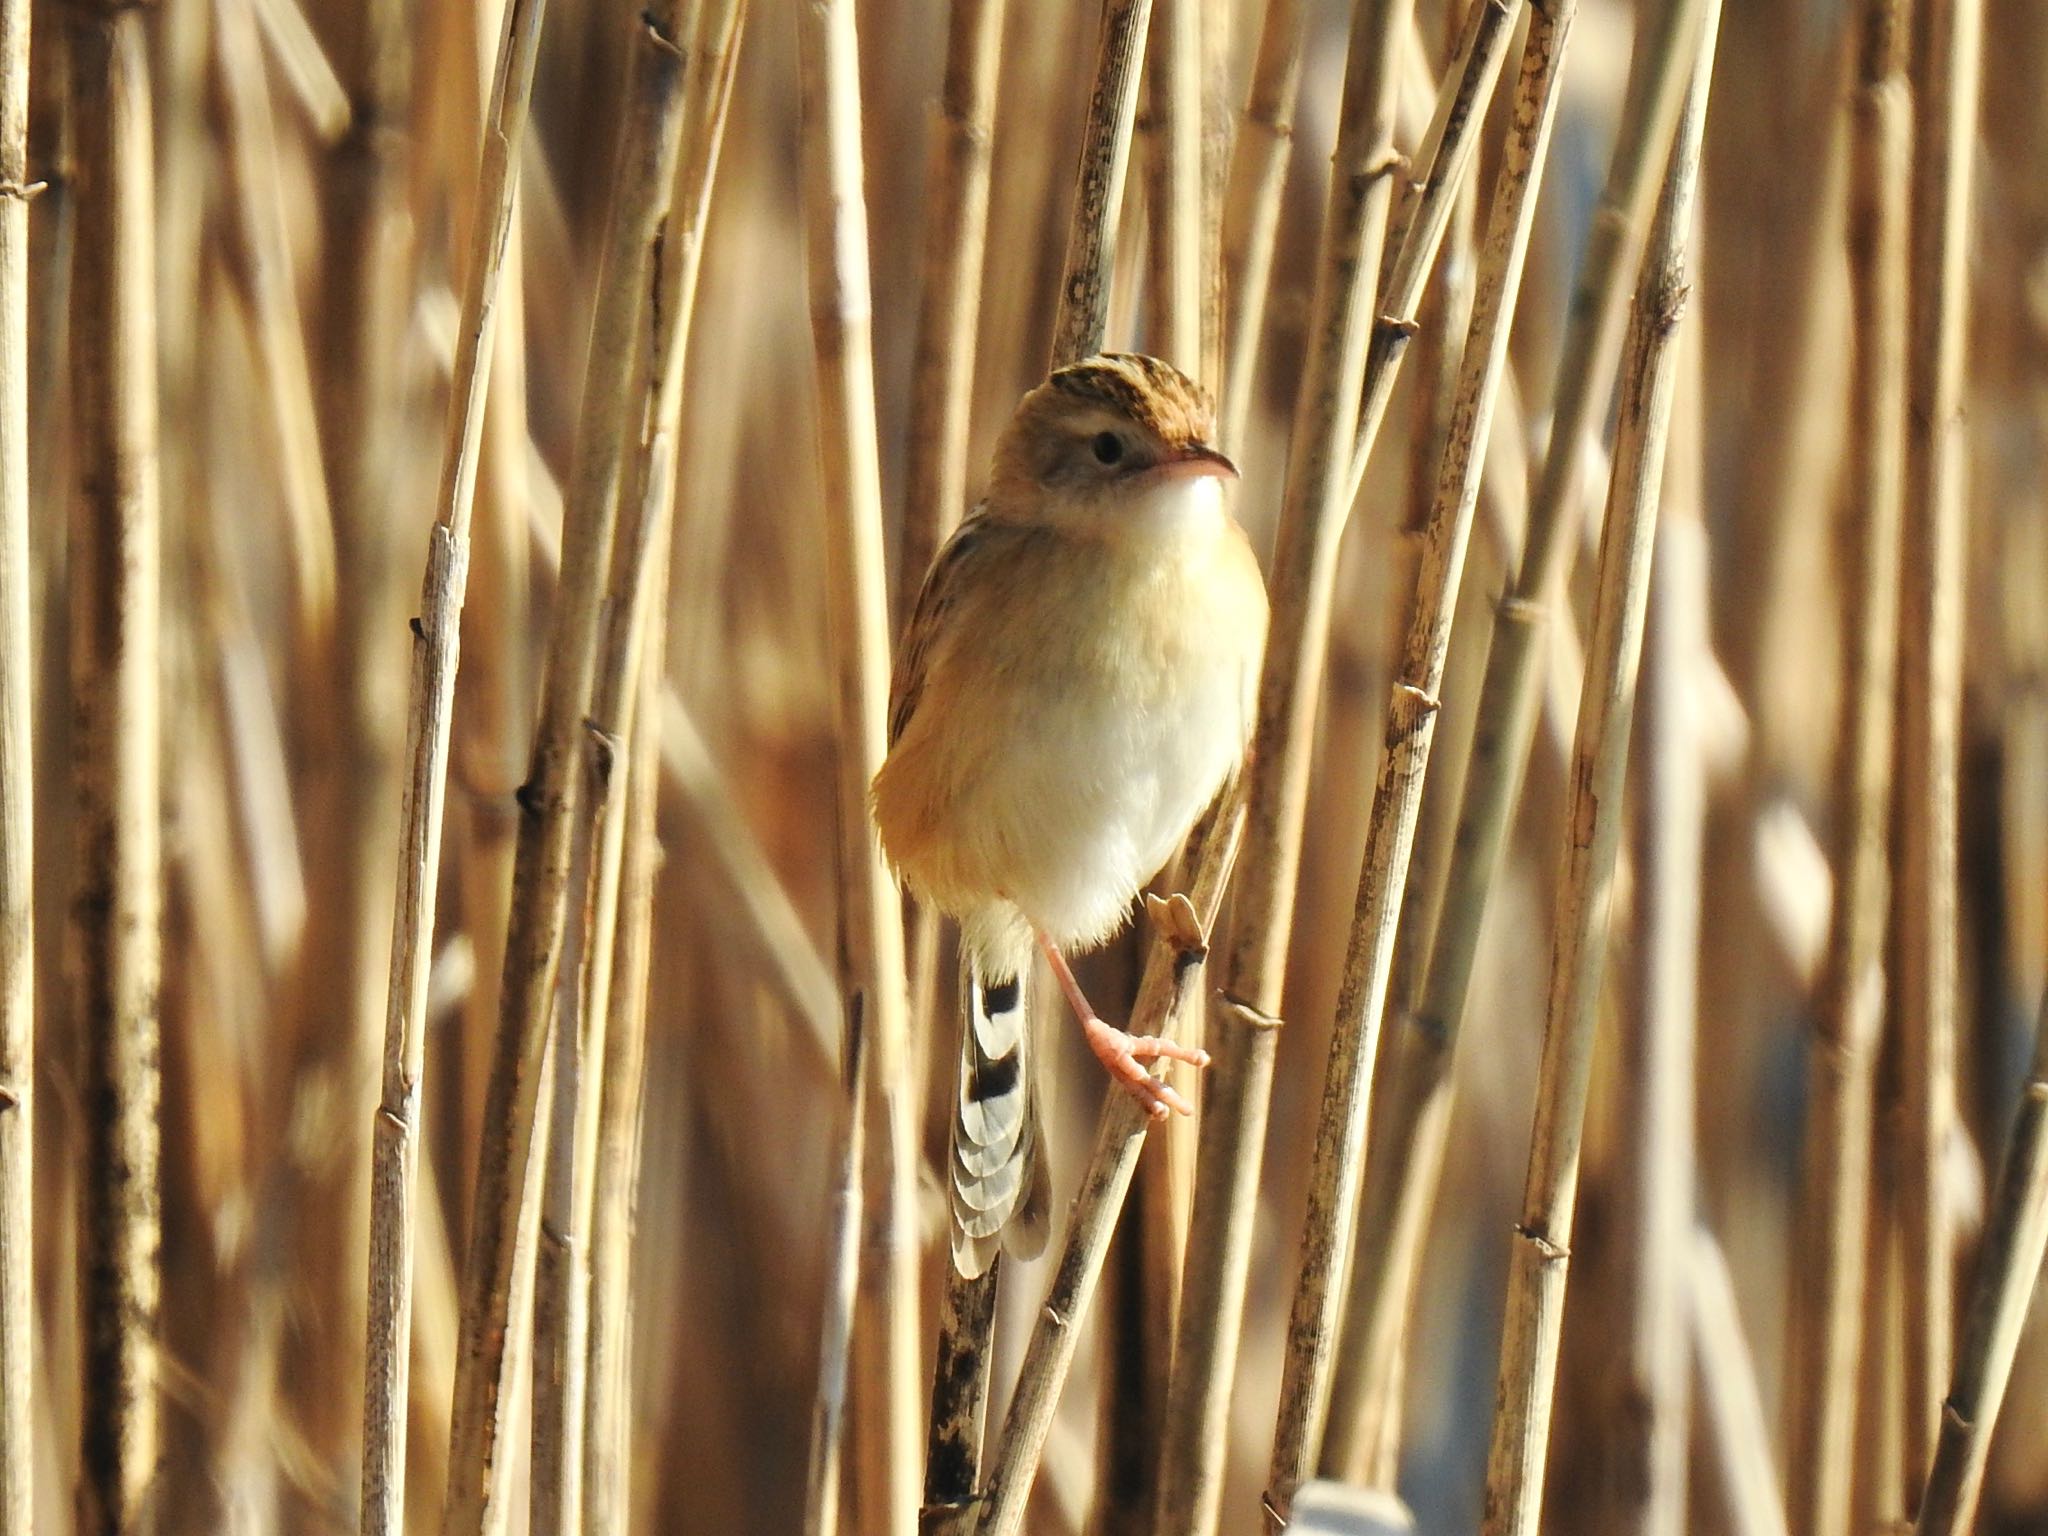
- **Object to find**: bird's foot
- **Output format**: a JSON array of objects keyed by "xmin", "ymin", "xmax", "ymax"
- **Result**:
[{"xmin": 1081, "ymin": 1013, "xmax": 1209, "ymax": 1119}]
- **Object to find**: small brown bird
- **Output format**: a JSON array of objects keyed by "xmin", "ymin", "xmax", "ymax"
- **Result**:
[{"xmin": 872, "ymin": 353, "xmax": 1268, "ymax": 1274}]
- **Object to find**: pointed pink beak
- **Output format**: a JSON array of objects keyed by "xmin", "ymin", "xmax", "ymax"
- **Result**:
[{"xmin": 1154, "ymin": 443, "xmax": 1240, "ymax": 482}]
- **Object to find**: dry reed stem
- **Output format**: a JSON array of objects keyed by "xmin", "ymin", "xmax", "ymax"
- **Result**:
[
  {"xmin": 1912, "ymin": 989, "xmax": 2048, "ymax": 1535},
  {"xmin": 1156, "ymin": 1, "xmax": 1409, "ymax": 1525},
  {"xmin": 1690, "ymin": 1228, "xmax": 1793, "ymax": 1536},
  {"xmin": 579, "ymin": 9, "xmax": 744, "ymax": 1531},
  {"xmin": 1049, "ymin": 0, "xmax": 1152, "ymax": 367},
  {"xmin": 897, "ymin": 0, "xmax": 1004, "ymax": 626},
  {"xmin": 1216, "ymin": 0, "xmax": 1300, "ymax": 452},
  {"xmin": 803, "ymin": 1018, "xmax": 869, "ymax": 1536},
  {"xmin": 1474, "ymin": 28, "xmax": 1708, "ymax": 1533},
  {"xmin": 0, "ymin": 0, "xmax": 28, "ymax": 1515},
  {"xmin": 1264, "ymin": 0, "xmax": 1579, "ymax": 1517},
  {"xmin": 581, "ymin": 616, "xmax": 665, "ymax": 1536},
  {"xmin": 360, "ymin": 2, "xmax": 548, "ymax": 1530},
  {"xmin": 1143, "ymin": 0, "xmax": 1201, "ymax": 371},
  {"xmin": 1894, "ymin": 0, "xmax": 1981, "ymax": 1498},
  {"xmin": 67, "ymin": 7, "xmax": 163, "ymax": 1528},
  {"xmin": 1603, "ymin": 322, "xmax": 1711, "ymax": 1536},
  {"xmin": 922, "ymin": 1259, "xmax": 999, "ymax": 1536},
  {"xmin": 902, "ymin": 2, "xmax": 1005, "ymax": 1491},
  {"xmin": 1340, "ymin": 0, "xmax": 1524, "ymax": 510},
  {"xmin": 1785, "ymin": 5, "xmax": 1912, "ymax": 1533},
  {"xmin": 793, "ymin": 0, "xmax": 919, "ymax": 1528},
  {"xmin": 533, "ymin": 1, "xmax": 739, "ymax": 1519},
  {"xmin": 212, "ymin": 0, "xmax": 337, "ymax": 696},
  {"xmin": 973, "ymin": 799, "xmax": 1242, "ymax": 1536},
  {"xmin": 439, "ymin": 6, "xmax": 693, "ymax": 1531},
  {"xmin": 1320, "ymin": 0, "xmax": 1718, "ymax": 1477},
  {"xmin": 247, "ymin": 0, "xmax": 348, "ymax": 142}
]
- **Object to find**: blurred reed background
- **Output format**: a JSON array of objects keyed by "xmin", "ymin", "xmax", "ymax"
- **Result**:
[{"xmin": 4, "ymin": 0, "xmax": 2048, "ymax": 1532}]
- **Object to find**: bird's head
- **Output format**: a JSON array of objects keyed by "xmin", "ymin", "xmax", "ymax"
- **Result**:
[{"xmin": 987, "ymin": 353, "xmax": 1238, "ymax": 514}]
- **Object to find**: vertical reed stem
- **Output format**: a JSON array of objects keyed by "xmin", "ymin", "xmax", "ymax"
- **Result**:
[
  {"xmin": 68, "ymin": 6, "xmax": 162, "ymax": 1528},
  {"xmin": 439, "ymin": 7, "xmax": 692, "ymax": 1531},
  {"xmin": 1894, "ymin": 0, "xmax": 1980, "ymax": 1500},
  {"xmin": 1476, "ymin": 28, "xmax": 1711, "ymax": 1532},
  {"xmin": 1786, "ymin": 5, "xmax": 1912, "ymax": 1533},
  {"xmin": 794, "ymin": 0, "xmax": 919, "ymax": 1529},
  {"xmin": 0, "ymin": 0, "xmax": 28, "ymax": 1517},
  {"xmin": 360, "ymin": 3, "xmax": 548, "ymax": 1530}
]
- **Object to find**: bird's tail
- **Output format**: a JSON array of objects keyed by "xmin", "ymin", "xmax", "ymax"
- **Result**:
[{"xmin": 949, "ymin": 956, "xmax": 1050, "ymax": 1277}]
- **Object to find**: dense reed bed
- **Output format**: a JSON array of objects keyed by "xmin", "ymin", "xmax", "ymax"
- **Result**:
[{"xmin": 2, "ymin": 0, "xmax": 2046, "ymax": 1532}]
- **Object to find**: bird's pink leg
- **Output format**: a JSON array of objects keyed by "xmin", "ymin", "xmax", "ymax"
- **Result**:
[{"xmin": 1036, "ymin": 932, "xmax": 1210, "ymax": 1119}]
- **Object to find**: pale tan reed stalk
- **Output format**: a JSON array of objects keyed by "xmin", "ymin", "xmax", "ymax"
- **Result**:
[
  {"xmin": 1156, "ymin": 1, "xmax": 1408, "ymax": 1525},
  {"xmin": 1474, "ymin": 28, "xmax": 1710, "ymax": 1533},
  {"xmin": 794, "ymin": 0, "xmax": 919, "ymax": 1529},
  {"xmin": 579, "ymin": 12, "xmax": 744, "ymax": 1534},
  {"xmin": 1320, "ymin": 0, "xmax": 1720, "ymax": 1480},
  {"xmin": 247, "ymin": 0, "xmax": 348, "ymax": 141},
  {"xmin": 1264, "ymin": 0, "xmax": 1582, "ymax": 1518},
  {"xmin": 1786, "ymin": 6, "xmax": 1912, "ymax": 1534},
  {"xmin": 212, "ymin": 0, "xmax": 337, "ymax": 697},
  {"xmin": 360, "ymin": 3, "xmax": 548, "ymax": 1531},
  {"xmin": 803, "ymin": 1021, "xmax": 870, "ymax": 1536},
  {"xmin": 533, "ymin": 3, "xmax": 739, "ymax": 1524},
  {"xmin": 1894, "ymin": 0, "xmax": 1981, "ymax": 1499},
  {"xmin": 439, "ymin": 5, "xmax": 695, "ymax": 1532},
  {"xmin": 67, "ymin": 7, "xmax": 163, "ymax": 1528},
  {"xmin": 905, "ymin": 3, "xmax": 1008, "ymax": 1501},
  {"xmin": 1912, "ymin": 987, "xmax": 2048, "ymax": 1536},
  {"xmin": 973, "ymin": 800, "xmax": 1242, "ymax": 1536},
  {"xmin": 1143, "ymin": 0, "xmax": 1202, "ymax": 371},
  {"xmin": 1690, "ymin": 1228, "xmax": 1793, "ymax": 1536},
  {"xmin": 1216, "ymin": 0, "xmax": 1301, "ymax": 452},
  {"xmin": 0, "ymin": 0, "xmax": 28, "ymax": 1517},
  {"xmin": 896, "ymin": 0, "xmax": 1004, "ymax": 629},
  {"xmin": 1604, "ymin": 321, "xmax": 1710, "ymax": 1536}
]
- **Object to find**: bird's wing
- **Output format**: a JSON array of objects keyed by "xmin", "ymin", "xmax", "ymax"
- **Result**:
[{"xmin": 889, "ymin": 507, "xmax": 1001, "ymax": 747}]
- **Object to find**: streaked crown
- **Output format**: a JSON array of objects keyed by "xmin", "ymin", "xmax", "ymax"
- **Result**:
[{"xmin": 990, "ymin": 352, "xmax": 1221, "ymax": 496}]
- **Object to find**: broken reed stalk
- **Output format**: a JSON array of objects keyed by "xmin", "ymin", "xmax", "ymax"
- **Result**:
[
  {"xmin": 972, "ymin": 800, "xmax": 1243, "ymax": 1536},
  {"xmin": 440, "ymin": 6, "xmax": 694, "ymax": 1531},
  {"xmin": 1785, "ymin": 5, "xmax": 1912, "ymax": 1534},
  {"xmin": 1894, "ymin": 0, "xmax": 1981, "ymax": 1498},
  {"xmin": 1216, "ymin": 0, "xmax": 1301, "ymax": 452},
  {"xmin": 1265, "ymin": 0, "xmax": 1582, "ymax": 1519},
  {"xmin": 0, "ymin": 0, "xmax": 28, "ymax": 1516},
  {"xmin": 68, "ymin": 5, "xmax": 163, "ymax": 1528},
  {"xmin": 580, "ymin": 8, "xmax": 745, "ymax": 1531},
  {"xmin": 803, "ymin": 1018, "xmax": 870, "ymax": 1536},
  {"xmin": 213, "ymin": 0, "xmax": 336, "ymax": 692},
  {"xmin": 896, "ymin": 0, "xmax": 1004, "ymax": 628},
  {"xmin": 1690, "ymin": 1228, "xmax": 1793, "ymax": 1536},
  {"xmin": 1156, "ymin": 1, "xmax": 1408, "ymax": 1527},
  {"xmin": 360, "ymin": 2, "xmax": 548, "ymax": 1530},
  {"xmin": 1475, "ymin": 33, "xmax": 1710, "ymax": 1534},
  {"xmin": 1049, "ymin": 0, "xmax": 1152, "ymax": 369},
  {"xmin": 793, "ymin": 0, "xmax": 920, "ymax": 1528},
  {"xmin": 1912, "ymin": 987, "xmax": 2048, "ymax": 1535},
  {"xmin": 1321, "ymin": 0, "xmax": 1718, "ymax": 1475}
]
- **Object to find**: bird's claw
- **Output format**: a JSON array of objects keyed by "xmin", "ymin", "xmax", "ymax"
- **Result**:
[{"xmin": 1083, "ymin": 1015, "xmax": 1210, "ymax": 1119}]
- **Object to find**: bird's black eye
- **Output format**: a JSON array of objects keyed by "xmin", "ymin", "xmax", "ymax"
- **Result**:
[{"xmin": 1090, "ymin": 431, "xmax": 1124, "ymax": 466}]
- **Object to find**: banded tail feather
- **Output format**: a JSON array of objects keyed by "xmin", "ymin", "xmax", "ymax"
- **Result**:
[{"xmin": 949, "ymin": 960, "xmax": 1050, "ymax": 1277}]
